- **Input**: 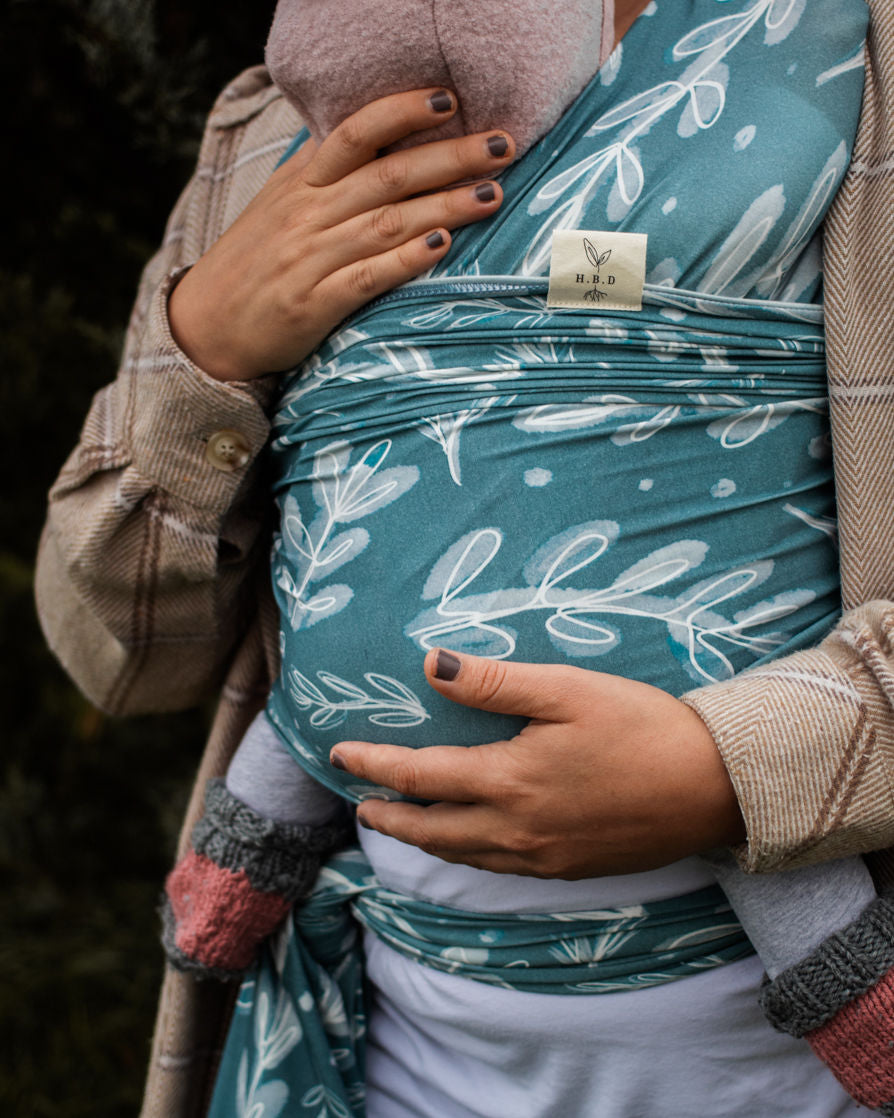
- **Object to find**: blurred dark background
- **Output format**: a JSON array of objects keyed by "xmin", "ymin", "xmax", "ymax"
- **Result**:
[{"xmin": 2, "ymin": 3, "xmax": 274, "ymax": 1113}]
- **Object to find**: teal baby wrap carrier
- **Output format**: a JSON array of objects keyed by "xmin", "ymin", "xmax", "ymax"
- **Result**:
[{"xmin": 210, "ymin": 2, "xmax": 867, "ymax": 1113}]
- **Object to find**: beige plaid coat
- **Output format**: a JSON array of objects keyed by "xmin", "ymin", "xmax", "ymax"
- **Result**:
[{"xmin": 35, "ymin": 5, "xmax": 894, "ymax": 1114}]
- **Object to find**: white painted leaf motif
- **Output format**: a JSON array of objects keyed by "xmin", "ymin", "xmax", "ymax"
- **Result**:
[
  {"xmin": 523, "ymin": 194, "xmax": 591, "ymax": 276},
  {"xmin": 732, "ymin": 589, "xmax": 816, "ymax": 628},
  {"xmin": 314, "ymin": 671, "xmax": 370, "ymax": 702},
  {"xmin": 335, "ymin": 441, "xmax": 420, "ymax": 522},
  {"xmin": 314, "ymin": 528, "xmax": 370, "ymax": 573},
  {"xmin": 587, "ymin": 81, "xmax": 683, "ymax": 133},
  {"xmin": 289, "ymin": 670, "xmax": 329, "ymax": 709},
  {"xmin": 539, "ymin": 532, "xmax": 616, "ymax": 596},
  {"xmin": 250, "ymin": 1082, "xmax": 289, "ymax": 1118},
  {"xmin": 270, "ymin": 918, "xmax": 292, "ymax": 977},
  {"xmin": 316, "ymin": 968, "xmax": 351, "ymax": 1038},
  {"xmin": 235, "ymin": 988, "xmax": 301, "ymax": 1118},
  {"xmin": 236, "ymin": 1051, "xmax": 250, "ymax": 1116},
  {"xmin": 311, "ymin": 442, "xmax": 352, "ymax": 511},
  {"xmin": 513, "ymin": 395, "xmax": 640, "ymax": 432},
  {"xmin": 296, "ymin": 585, "xmax": 353, "ymax": 629},
  {"xmin": 255, "ymin": 991, "xmax": 271, "ymax": 1052},
  {"xmin": 337, "ymin": 477, "xmax": 402, "ymax": 519},
  {"xmin": 764, "ymin": 0, "xmax": 806, "ymax": 45},
  {"xmin": 407, "ymin": 611, "xmax": 520, "ymax": 658},
  {"xmin": 301, "ymin": 1085, "xmax": 351, "ymax": 1118},
  {"xmin": 404, "ymin": 296, "xmax": 550, "ymax": 333},
  {"xmin": 366, "ymin": 341, "xmax": 435, "ymax": 378},
  {"xmin": 528, "ymin": 147, "xmax": 617, "ymax": 212},
  {"xmin": 367, "ymin": 673, "xmax": 426, "ymax": 706},
  {"xmin": 288, "ymin": 668, "xmax": 429, "ymax": 728},
  {"xmin": 816, "ymin": 47, "xmax": 865, "ymax": 88},
  {"xmin": 699, "ymin": 185, "xmax": 786, "ymax": 297},
  {"xmin": 611, "ymin": 404, "xmax": 682, "ymax": 445},
  {"xmin": 416, "ymin": 397, "xmax": 505, "ymax": 486},
  {"xmin": 678, "ymin": 69, "xmax": 728, "ymax": 137},
  {"xmin": 666, "ymin": 563, "xmax": 780, "ymax": 680},
  {"xmin": 654, "ymin": 922, "xmax": 744, "ymax": 952},
  {"xmin": 615, "ymin": 145, "xmax": 645, "ymax": 206},
  {"xmin": 410, "ymin": 518, "xmax": 815, "ymax": 684},
  {"xmin": 422, "ymin": 529, "xmax": 503, "ymax": 603},
  {"xmin": 784, "ymin": 503, "xmax": 838, "ymax": 544},
  {"xmin": 282, "ymin": 496, "xmax": 314, "ymax": 561},
  {"xmin": 368, "ymin": 711, "xmax": 426, "ymax": 727},
  {"xmin": 757, "ymin": 143, "xmax": 848, "ymax": 299},
  {"xmin": 676, "ymin": 562, "xmax": 775, "ymax": 616},
  {"xmin": 280, "ymin": 440, "xmax": 418, "ymax": 631},
  {"xmin": 440, "ymin": 946, "xmax": 490, "ymax": 966},
  {"xmin": 524, "ymin": 521, "xmax": 620, "ymax": 587},
  {"xmin": 546, "ymin": 613, "xmax": 621, "ymax": 653},
  {"xmin": 673, "ymin": 9, "xmax": 754, "ymax": 59},
  {"xmin": 605, "ymin": 541, "xmax": 709, "ymax": 596}
]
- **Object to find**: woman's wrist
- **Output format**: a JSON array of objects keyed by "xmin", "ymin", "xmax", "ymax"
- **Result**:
[{"xmin": 167, "ymin": 268, "xmax": 250, "ymax": 382}]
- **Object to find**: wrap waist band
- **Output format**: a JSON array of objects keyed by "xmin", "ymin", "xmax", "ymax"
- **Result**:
[
  {"xmin": 299, "ymin": 847, "xmax": 754, "ymax": 995},
  {"xmin": 273, "ymin": 278, "xmax": 827, "ymax": 455}
]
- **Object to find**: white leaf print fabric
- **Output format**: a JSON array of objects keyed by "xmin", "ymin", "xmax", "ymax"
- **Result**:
[{"xmin": 209, "ymin": 3, "xmax": 868, "ymax": 1115}]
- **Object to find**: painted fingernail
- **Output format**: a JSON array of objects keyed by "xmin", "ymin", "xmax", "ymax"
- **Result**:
[
  {"xmin": 429, "ymin": 90, "xmax": 453, "ymax": 113},
  {"xmin": 426, "ymin": 231, "xmax": 445, "ymax": 249},
  {"xmin": 434, "ymin": 649, "xmax": 461, "ymax": 681},
  {"xmin": 474, "ymin": 182, "xmax": 496, "ymax": 203},
  {"xmin": 330, "ymin": 751, "xmax": 347, "ymax": 771},
  {"xmin": 487, "ymin": 134, "xmax": 508, "ymax": 158}
]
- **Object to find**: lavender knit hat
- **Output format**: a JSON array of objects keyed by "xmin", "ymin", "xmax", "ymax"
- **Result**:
[{"xmin": 265, "ymin": 0, "xmax": 614, "ymax": 157}]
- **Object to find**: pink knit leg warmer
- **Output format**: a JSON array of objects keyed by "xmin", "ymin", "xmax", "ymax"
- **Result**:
[
  {"xmin": 161, "ymin": 779, "xmax": 350, "ymax": 980},
  {"xmin": 760, "ymin": 893, "xmax": 894, "ymax": 1114}
]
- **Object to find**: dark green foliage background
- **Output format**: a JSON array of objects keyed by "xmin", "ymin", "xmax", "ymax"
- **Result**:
[{"xmin": 3, "ymin": 3, "xmax": 273, "ymax": 1113}]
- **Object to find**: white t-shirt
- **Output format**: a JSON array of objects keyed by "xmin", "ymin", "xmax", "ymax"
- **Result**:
[{"xmin": 360, "ymin": 827, "xmax": 863, "ymax": 1118}]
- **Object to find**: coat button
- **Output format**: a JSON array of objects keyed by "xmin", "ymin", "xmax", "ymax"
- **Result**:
[{"xmin": 205, "ymin": 429, "xmax": 251, "ymax": 472}]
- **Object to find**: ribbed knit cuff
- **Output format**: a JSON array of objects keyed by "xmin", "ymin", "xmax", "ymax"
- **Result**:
[
  {"xmin": 759, "ymin": 892, "xmax": 894, "ymax": 1112},
  {"xmin": 162, "ymin": 780, "xmax": 351, "ymax": 979},
  {"xmin": 759, "ymin": 893, "xmax": 894, "ymax": 1036},
  {"xmin": 192, "ymin": 779, "xmax": 350, "ymax": 902}
]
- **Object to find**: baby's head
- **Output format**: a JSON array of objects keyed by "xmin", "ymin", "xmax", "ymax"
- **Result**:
[{"xmin": 266, "ymin": 0, "xmax": 614, "ymax": 158}]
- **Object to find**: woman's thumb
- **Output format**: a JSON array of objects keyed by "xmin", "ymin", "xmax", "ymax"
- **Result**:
[{"xmin": 423, "ymin": 648, "xmax": 569, "ymax": 721}]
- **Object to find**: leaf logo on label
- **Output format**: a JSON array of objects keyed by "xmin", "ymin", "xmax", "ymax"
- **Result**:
[{"xmin": 547, "ymin": 230, "xmax": 647, "ymax": 312}]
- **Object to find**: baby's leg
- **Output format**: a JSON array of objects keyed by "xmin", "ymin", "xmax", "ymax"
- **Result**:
[
  {"xmin": 162, "ymin": 712, "xmax": 350, "ymax": 979},
  {"xmin": 707, "ymin": 849, "xmax": 894, "ymax": 1113},
  {"xmin": 706, "ymin": 848, "xmax": 875, "ymax": 980},
  {"xmin": 226, "ymin": 710, "xmax": 342, "ymax": 825}
]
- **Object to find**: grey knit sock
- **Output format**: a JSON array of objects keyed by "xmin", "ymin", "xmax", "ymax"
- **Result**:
[
  {"xmin": 193, "ymin": 778, "xmax": 350, "ymax": 900},
  {"xmin": 758, "ymin": 891, "xmax": 894, "ymax": 1036},
  {"xmin": 162, "ymin": 779, "xmax": 351, "ymax": 980}
]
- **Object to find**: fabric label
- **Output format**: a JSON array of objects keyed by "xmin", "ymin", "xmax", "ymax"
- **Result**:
[{"xmin": 547, "ymin": 230, "xmax": 648, "ymax": 312}]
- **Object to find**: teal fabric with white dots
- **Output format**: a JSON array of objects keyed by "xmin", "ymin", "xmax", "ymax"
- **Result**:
[
  {"xmin": 265, "ymin": 0, "xmax": 867, "ymax": 804},
  {"xmin": 209, "ymin": 4, "xmax": 868, "ymax": 1113}
]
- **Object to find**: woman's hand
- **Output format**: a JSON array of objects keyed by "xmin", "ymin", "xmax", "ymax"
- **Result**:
[
  {"xmin": 168, "ymin": 89, "xmax": 513, "ymax": 381},
  {"xmin": 330, "ymin": 650, "xmax": 746, "ymax": 879}
]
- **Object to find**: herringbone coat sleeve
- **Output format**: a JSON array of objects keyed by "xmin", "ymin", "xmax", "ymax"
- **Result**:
[
  {"xmin": 682, "ymin": 0, "xmax": 894, "ymax": 877},
  {"xmin": 35, "ymin": 68, "xmax": 301, "ymax": 715}
]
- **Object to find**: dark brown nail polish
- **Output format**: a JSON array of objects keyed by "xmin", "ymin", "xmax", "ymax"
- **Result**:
[
  {"xmin": 474, "ymin": 182, "xmax": 496, "ymax": 203},
  {"xmin": 426, "ymin": 231, "xmax": 445, "ymax": 249},
  {"xmin": 330, "ymin": 751, "xmax": 347, "ymax": 771},
  {"xmin": 487, "ymin": 135, "xmax": 509, "ymax": 158},
  {"xmin": 434, "ymin": 650, "xmax": 461, "ymax": 681},
  {"xmin": 429, "ymin": 90, "xmax": 453, "ymax": 113}
]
